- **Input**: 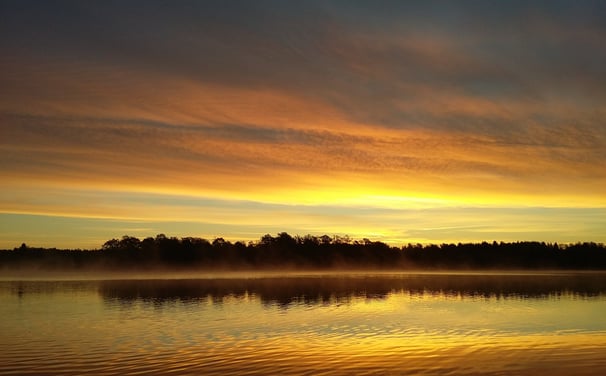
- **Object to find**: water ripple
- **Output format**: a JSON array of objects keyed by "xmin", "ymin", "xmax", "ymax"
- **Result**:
[{"xmin": 2, "ymin": 275, "xmax": 606, "ymax": 375}]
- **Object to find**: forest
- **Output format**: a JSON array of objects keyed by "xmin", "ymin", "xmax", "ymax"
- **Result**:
[{"xmin": 1, "ymin": 233, "xmax": 606, "ymax": 270}]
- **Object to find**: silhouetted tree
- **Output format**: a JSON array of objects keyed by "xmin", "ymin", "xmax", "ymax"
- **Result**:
[{"xmin": 2, "ymin": 233, "xmax": 606, "ymax": 270}]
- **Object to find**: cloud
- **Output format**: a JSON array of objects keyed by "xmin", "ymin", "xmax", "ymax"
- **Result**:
[
  {"xmin": 1, "ymin": 1, "xmax": 605, "ymax": 246},
  {"xmin": 3, "ymin": 1, "xmax": 605, "ymax": 140},
  {"xmin": 2, "ymin": 109, "xmax": 605, "ymax": 209}
]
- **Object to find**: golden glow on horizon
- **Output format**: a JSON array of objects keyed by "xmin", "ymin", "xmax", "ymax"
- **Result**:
[
  {"xmin": 2, "ymin": 2, "xmax": 605, "ymax": 248},
  {"xmin": 3, "ymin": 64, "xmax": 605, "ymax": 212}
]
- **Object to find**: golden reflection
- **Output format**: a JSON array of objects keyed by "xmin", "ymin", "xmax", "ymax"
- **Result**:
[
  {"xmin": 231, "ymin": 332, "xmax": 606, "ymax": 375},
  {"xmin": 3, "ymin": 275, "xmax": 606, "ymax": 375}
]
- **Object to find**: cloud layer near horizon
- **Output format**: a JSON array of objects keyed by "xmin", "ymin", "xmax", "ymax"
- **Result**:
[{"xmin": 1, "ymin": 1, "xmax": 605, "ymax": 247}]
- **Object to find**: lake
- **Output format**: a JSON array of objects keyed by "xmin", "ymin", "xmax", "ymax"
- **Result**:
[{"xmin": 1, "ymin": 271, "xmax": 606, "ymax": 375}]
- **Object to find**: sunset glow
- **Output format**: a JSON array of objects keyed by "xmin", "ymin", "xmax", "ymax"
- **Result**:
[{"xmin": 1, "ymin": 1, "xmax": 605, "ymax": 248}]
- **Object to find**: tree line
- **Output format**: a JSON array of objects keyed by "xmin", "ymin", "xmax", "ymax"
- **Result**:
[{"xmin": 1, "ymin": 233, "xmax": 606, "ymax": 270}]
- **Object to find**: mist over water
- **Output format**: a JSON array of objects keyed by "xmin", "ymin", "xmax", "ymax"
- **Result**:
[{"xmin": 2, "ymin": 272, "xmax": 606, "ymax": 375}]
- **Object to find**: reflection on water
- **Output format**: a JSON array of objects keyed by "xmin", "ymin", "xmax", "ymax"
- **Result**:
[
  {"xmin": 1, "ymin": 272, "xmax": 606, "ymax": 375},
  {"xmin": 98, "ymin": 273, "xmax": 606, "ymax": 307}
]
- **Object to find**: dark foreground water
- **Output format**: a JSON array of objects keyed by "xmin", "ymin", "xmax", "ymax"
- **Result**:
[{"xmin": 1, "ymin": 272, "xmax": 606, "ymax": 375}]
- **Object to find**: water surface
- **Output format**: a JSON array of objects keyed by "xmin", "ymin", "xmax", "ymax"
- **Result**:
[{"xmin": 1, "ymin": 272, "xmax": 606, "ymax": 375}]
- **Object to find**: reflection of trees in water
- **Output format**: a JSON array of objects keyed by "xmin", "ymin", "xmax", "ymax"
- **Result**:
[
  {"xmin": 2, "ymin": 280, "xmax": 98, "ymax": 298},
  {"xmin": 98, "ymin": 274, "xmax": 606, "ymax": 308},
  {"xmin": 99, "ymin": 278, "xmax": 388, "ymax": 308}
]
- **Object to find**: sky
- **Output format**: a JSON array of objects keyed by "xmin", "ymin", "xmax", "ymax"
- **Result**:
[{"xmin": 1, "ymin": 0, "xmax": 605, "ymax": 249}]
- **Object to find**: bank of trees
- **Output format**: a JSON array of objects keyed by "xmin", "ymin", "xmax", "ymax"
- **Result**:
[{"xmin": 1, "ymin": 233, "xmax": 605, "ymax": 270}]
